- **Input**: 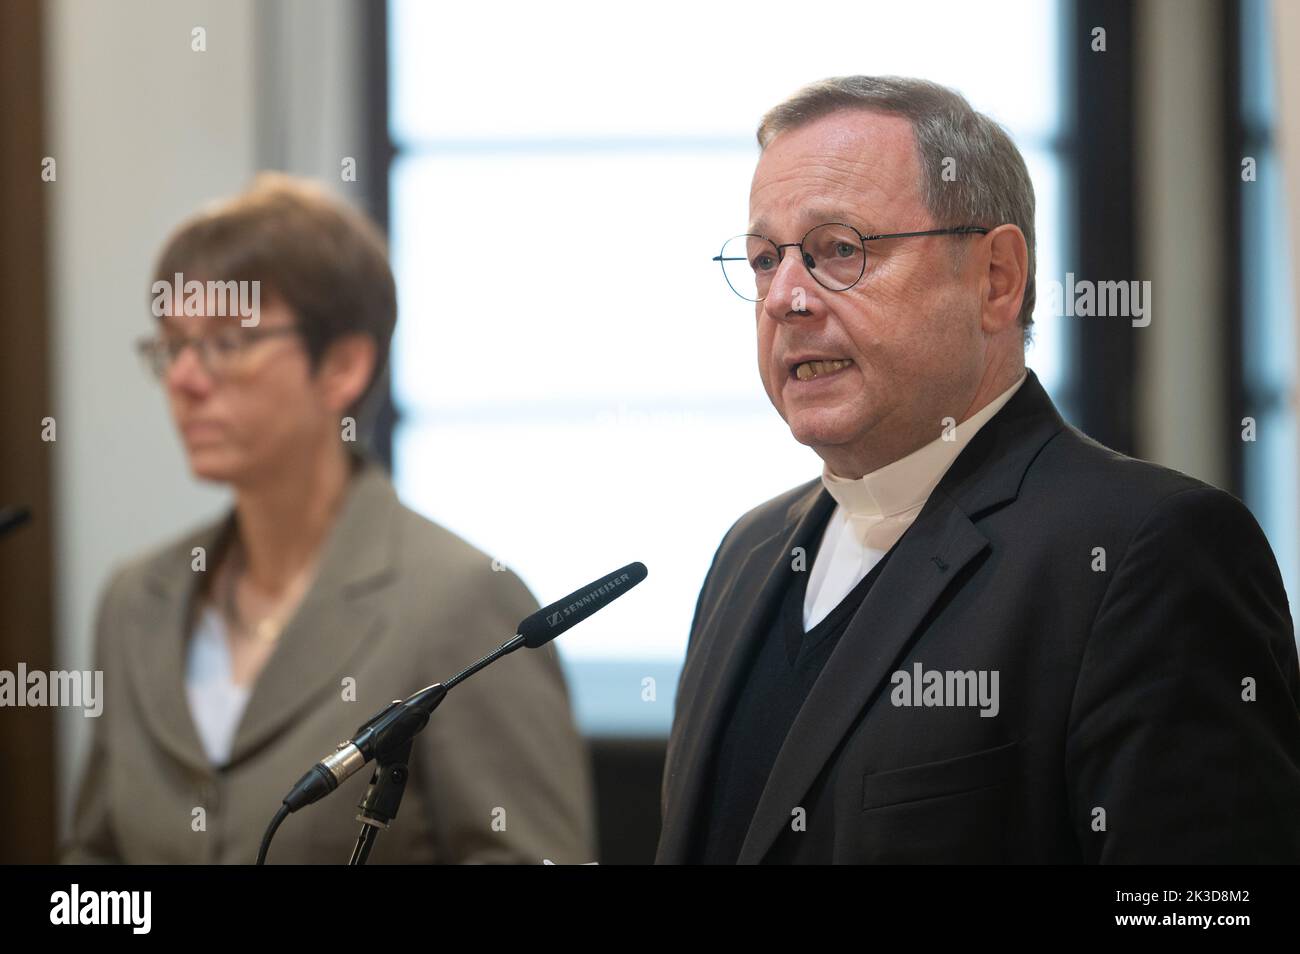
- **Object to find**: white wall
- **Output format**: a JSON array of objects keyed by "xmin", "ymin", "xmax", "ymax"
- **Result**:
[{"xmin": 1136, "ymin": 0, "xmax": 1227, "ymax": 487}]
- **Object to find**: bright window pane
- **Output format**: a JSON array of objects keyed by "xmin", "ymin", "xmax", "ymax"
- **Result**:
[
  {"xmin": 391, "ymin": 0, "xmax": 1062, "ymax": 144},
  {"xmin": 1239, "ymin": 0, "xmax": 1298, "ymax": 625}
]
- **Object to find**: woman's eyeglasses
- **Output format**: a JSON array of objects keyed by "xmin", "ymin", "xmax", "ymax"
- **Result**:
[{"xmin": 135, "ymin": 326, "xmax": 301, "ymax": 381}]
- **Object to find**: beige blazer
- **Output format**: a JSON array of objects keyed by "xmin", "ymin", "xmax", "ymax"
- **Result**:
[{"xmin": 62, "ymin": 450, "xmax": 596, "ymax": 864}]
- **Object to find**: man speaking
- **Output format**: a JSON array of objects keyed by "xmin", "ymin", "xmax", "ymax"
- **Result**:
[{"xmin": 657, "ymin": 76, "xmax": 1300, "ymax": 864}]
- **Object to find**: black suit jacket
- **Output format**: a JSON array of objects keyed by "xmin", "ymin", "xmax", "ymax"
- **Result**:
[{"xmin": 657, "ymin": 370, "xmax": 1300, "ymax": 863}]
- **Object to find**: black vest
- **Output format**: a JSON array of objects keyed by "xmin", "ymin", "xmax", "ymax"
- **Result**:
[{"xmin": 688, "ymin": 509, "xmax": 896, "ymax": 864}]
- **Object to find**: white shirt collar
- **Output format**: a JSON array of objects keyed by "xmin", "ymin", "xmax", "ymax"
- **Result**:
[{"xmin": 821, "ymin": 371, "xmax": 1028, "ymax": 518}]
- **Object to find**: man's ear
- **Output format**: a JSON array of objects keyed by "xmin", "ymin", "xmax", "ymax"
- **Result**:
[
  {"xmin": 317, "ymin": 333, "xmax": 377, "ymax": 416},
  {"xmin": 982, "ymin": 224, "xmax": 1029, "ymax": 335}
]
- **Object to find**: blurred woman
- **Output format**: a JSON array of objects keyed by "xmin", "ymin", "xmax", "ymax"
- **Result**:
[{"xmin": 63, "ymin": 174, "xmax": 595, "ymax": 863}]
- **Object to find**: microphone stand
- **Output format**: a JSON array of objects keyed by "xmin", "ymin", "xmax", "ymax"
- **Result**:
[
  {"xmin": 349, "ymin": 737, "xmax": 414, "ymax": 865},
  {"xmin": 339, "ymin": 635, "xmax": 527, "ymax": 864}
]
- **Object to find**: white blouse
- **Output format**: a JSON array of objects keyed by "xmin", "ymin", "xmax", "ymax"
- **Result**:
[{"xmin": 184, "ymin": 604, "xmax": 252, "ymax": 766}]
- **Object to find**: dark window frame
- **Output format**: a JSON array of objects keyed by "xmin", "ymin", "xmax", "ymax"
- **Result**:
[{"xmin": 1068, "ymin": 0, "xmax": 1140, "ymax": 455}]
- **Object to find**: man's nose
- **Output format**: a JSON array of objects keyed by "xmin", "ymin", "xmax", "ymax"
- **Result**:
[{"xmin": 763, "ymin": 249, "xmax": 820, "ymax": 321}]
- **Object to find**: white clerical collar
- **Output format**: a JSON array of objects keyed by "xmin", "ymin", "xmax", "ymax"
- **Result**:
[{"xmin": 821, "ymin": 371, "xmax": 1028, "ymax": 518}]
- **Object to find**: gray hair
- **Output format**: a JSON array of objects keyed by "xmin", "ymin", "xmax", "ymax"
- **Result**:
[{"xmin": 757, "ymin": 76, "xmax": 1036, "ymax": 345}]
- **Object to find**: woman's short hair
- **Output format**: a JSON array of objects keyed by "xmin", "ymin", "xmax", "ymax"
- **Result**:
[{"xmin": 151, "ymin": 172, "xmax": 397, "ymax": 412}]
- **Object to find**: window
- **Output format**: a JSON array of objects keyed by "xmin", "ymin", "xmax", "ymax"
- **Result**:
[
  {"xmin": 388, "ymin": 0, "xmax": 1069, "ymax": 734},
  {"xmin": 1238, "ymin": 0, "xmax": 1297, "ymax": 624}
]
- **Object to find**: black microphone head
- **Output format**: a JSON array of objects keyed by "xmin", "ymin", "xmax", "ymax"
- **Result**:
[
  {"xmin": 517, "ymin": 562, "xmax": 647, "ymax": 648},
  {"xmin": 0, "ymin": 505, "xmax": 32, "ymax": 539}
]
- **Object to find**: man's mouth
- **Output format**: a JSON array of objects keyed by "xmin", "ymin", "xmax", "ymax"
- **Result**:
[{"xmin": 792, "ymin": 358, "xmax": 853, "ymax": 381}]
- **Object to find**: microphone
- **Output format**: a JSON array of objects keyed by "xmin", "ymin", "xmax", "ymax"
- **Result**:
[
  {"xmin": 517, "ymin": 561, "xmax": 648, "ymax": 647},
  {"xmin": 277, "ymin": 561, "xmax": 648, "ymax": 814},
  {"xmin": 0, "ymin": 505, "xmax": 32, "ymax": 540}
]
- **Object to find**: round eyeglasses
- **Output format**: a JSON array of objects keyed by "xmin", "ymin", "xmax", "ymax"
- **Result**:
[{"xmin": 714, "ymin": 223, "xmax": 990, "ymax": 302}]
